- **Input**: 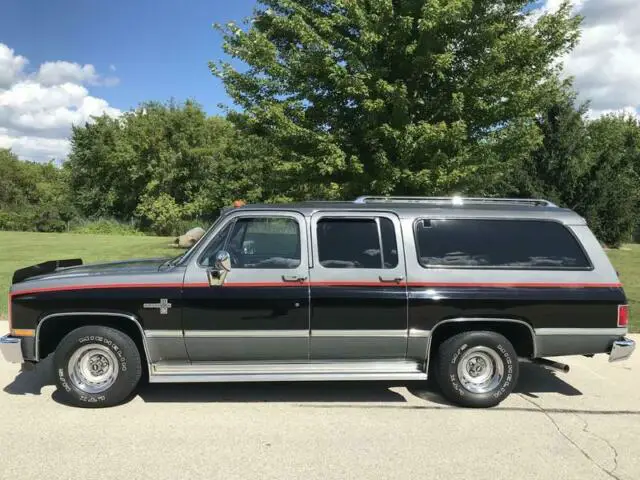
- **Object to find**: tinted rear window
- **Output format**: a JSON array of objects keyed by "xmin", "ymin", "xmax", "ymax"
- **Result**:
[
  {"xmin": 317, "ymin": 217, "xmax": 398, "ymax": 269},
  {"xmin": 415, "ymin": 219, "xmax": 591, "ymax": 269}
]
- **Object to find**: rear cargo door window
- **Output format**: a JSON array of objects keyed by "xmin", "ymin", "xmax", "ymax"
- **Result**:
[{"xmin": 415, "ymin": 219, "xmax": 591, "ymax": 269}]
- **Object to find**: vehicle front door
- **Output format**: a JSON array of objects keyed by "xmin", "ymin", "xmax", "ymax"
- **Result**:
[
  {"xmin": 309, "ymin": 212, "xmax": 408, "ymax": 359},
  {"xmin": 182, "ymin": 211, "xmax": 310, "ymax": 362}
]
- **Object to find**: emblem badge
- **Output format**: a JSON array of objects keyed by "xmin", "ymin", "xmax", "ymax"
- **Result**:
[{"xmin": 143, "ymin": 298, "xmax": 172, "ymax": 314}]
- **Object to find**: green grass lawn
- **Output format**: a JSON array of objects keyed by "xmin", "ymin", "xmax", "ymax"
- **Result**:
[
  {"xmin": 0, "ymin": 231, "xmax": 177, "ymax": 318},
  {"xmin": 0, "ymin": 231, "xmax": 638, "ymax": 331}
]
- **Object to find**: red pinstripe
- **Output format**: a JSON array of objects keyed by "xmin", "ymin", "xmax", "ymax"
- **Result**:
[
  {"xmin": 10, "ymin": 280, "xmax": 623, "ymax": 297},
  {"xmin": 10, "ymin": 283, "xmax": 183, "ymax": 297},
  {"xmin": 405, "ymin": 282, "xmax": 623, "ymax": 289}
]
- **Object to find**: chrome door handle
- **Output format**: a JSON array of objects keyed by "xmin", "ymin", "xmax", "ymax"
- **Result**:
[
  {"xmin": 282, "ymin": 275, "xmax": 308, "ymax": 283},
  {"xmin": 379, "ymin": 276, "xmax": 404, "ymax": 283}
]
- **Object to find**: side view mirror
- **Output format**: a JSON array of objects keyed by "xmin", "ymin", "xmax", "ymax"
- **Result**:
[
  {"xmin": 208, "ymin": 251, "xmax": 231, "ymax": 286},
  {"xmin": 215, "ymin": 250, "xmax": 232, "ymax": 272}
]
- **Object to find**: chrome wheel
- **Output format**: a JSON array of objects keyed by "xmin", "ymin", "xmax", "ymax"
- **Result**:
[
  {"xmin": 68, "ymin": 344, "xmax": 119, "ymax": 394},
  {"xmin": 456, "ymin": 346, "xmax": 504, "ymax": 394}
]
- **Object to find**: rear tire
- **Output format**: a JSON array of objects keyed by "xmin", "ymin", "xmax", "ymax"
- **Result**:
[
  {"xmin": 53, "ymin": 325, "xmax": 142, "ymax": 408},
  {"xmin": 434, "ymin": 331, "xmax": 519, "ymax": 408}
]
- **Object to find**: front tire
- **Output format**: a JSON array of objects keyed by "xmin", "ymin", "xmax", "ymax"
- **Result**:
[
  {"xmin": 53, "ymin": 325, "xmax": 142, "ymax": 408},
  {"xmin": 434, "ymin": 331, "xmax": 519, "ymax": 408}
]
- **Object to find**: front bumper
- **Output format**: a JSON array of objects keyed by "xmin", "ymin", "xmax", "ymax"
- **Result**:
[
  {"xmin": 609, "ymin": 337, "xmax": 636, "ymax": 362},
  {"xmin": 0, "ymin": 335, "xmax": 23, "ymax": 364}
]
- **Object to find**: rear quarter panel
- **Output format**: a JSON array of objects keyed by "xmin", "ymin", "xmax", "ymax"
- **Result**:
[{"xmin": 402, "ymin": 217, "xmax": 626, "ymax": 358}]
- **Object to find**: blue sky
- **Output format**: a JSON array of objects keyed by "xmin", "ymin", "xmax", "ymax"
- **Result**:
[
  {"xmin": 1, "ymin": 0, "xmax": 638, "ymax": 163},
  {"xmin": 0, "ymin": 0, "xmax": 256, "ymax": 114}
]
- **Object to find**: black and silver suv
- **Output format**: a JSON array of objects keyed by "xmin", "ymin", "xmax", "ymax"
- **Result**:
[{"xmin": 1, "ymin": 196, "xmax": 635, "ymax": 408}]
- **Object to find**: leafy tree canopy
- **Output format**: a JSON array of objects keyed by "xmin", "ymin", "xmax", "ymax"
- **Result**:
[{"xmin": 212, "ymin": 0, "xmax": 582, "ymax": 199}]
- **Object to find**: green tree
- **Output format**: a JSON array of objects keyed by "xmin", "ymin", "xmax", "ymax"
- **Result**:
[
  {"xmin": 505, "ymin": 98, "xmax": 640, "ymax": 247},
  {"xmin": 212, "ymin": 0, "xmax": 582, "ymax": 199},
  {"xmin": 65, "ymin": 114, "xmax": 136, "ymax": 219},
  {"xmin": 578, "ymin": 114, "xmax": 640, "ymax": 247},
  {"xmin": 67, "ymin": 100, "xmax": 237, "ymax": 225},
  {"xmin": 66, "ymin": 99, "xmax": 278, "ymax": 233},
  {"xmin": 505, "ymin": 93, "xmax": 591, "ymax": 207},
  {"xmin": 0, "ymin": 149, "xmax": 74, "ymax": 232}
]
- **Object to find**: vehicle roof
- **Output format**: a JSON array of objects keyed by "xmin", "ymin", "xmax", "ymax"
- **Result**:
[{"xmin": 231, "ymin": 201, "xmax": 587, "ymax": 225}]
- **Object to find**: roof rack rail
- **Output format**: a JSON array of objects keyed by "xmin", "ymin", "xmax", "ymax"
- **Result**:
[{"xmin": 353, "ymin": 196, "xmax": 557, "ymax": 207}]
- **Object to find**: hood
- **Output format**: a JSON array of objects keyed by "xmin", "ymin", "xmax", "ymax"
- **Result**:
[{"xmin": 12, "ymin": 257, "xmax": 172, "ymax": 284}]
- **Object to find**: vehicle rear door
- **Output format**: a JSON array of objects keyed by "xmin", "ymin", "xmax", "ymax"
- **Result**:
[{"xmin": 308, "ymin": 211, "xmax": 408, "ymax": 359}]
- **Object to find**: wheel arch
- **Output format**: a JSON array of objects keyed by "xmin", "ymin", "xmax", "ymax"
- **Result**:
[
  {"xmin": 35, "ymin": 312, "xmax": 151, "ymax": 370},
  {"xmin": 425, "ymin": 317, "xmax": 536, "ymax": 372}
]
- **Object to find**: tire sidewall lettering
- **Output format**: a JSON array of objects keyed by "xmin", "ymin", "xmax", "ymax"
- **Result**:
[
  {"xmin": 63, "ymin": 331, "xmax": 135, "ymax": 403},
  {"xmin": 76, "ymin": 335, "xmax": 128, "ymax": 372},
  {"xmin": 58, "ymin": 368, "xmax": 72, "ymax": 392},
  {"xmin": 55, "ymin": 326, "xmax": 142, "ymax": 408}
]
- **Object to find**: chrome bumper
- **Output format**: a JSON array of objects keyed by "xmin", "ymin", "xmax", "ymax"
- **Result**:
[
  {"xmin": 0, "ymin": 335, "xmax": 23, "ymax": 364},
  {"xmin": 609, "ymin": 337, "xmax": 636, "ymax": 362}
]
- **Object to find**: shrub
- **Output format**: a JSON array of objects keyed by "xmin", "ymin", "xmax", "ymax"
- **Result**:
[
  {"xmin": 0, "ymin": 209, "xmax": 67, "ymax": 233},
  {"xmin": 135, "ymin": 193, "xmax": 185, "ymax": 236},
  {"xmin": 0, "ymin": 211, "xmax": 32, "ymax": 231}
]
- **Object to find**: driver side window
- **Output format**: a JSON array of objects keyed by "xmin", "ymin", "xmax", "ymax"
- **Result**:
[{"xmin": 200, "ymin": 216, "xmax": 301, "ymax": 269}]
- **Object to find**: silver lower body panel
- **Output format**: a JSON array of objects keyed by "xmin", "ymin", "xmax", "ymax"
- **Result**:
[
  {"xmin": 145, "ymin": 335, "xmax": 189, "ymax": 363},
  {"xmin": 310, "ymin": 336, "xmax": 406, "ymax": 359},
  {"xmin": 149, "ymin": 359, "xmax": 428, "ymax": 383},
  {"xmin": 185, "ymin": 336, "xmax": 308, "ymax": 362},
  {"xmin": 534, "ymin": 329, "xmax": 630, "ymax": 357},
  {"xmin": 0, "ymin": 335, "xmax": 23, "ymax": 364}
]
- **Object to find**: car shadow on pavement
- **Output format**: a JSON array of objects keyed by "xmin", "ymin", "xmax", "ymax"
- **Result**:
[
  {"xmin": 2, "ymin": 359, "xmax": 580, "ymax": 405},
  {"xmin": 2, "ymin": 355, "xmax": 55, "ymax": 396},
  {"xmin": 136, "ymin": 362, "xmax": 581, "ymax": 405},
  {"xmin": 137, "ymin": 380, "xmax": 410, "ymax": 403},
  {"xmin": 406, "ymin": 362, "xmax": 582, "ymax": 406},
  {"xmin": 514, "ymin": 362, "xmax": 582, "ymax": 397}
]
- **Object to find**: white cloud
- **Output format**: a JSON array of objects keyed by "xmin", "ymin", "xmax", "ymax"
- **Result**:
[
  {"xmin": 533, "ymin": 0, "xmax": 640, "ymax": 118},
  {"xmin": 0, "ymin": 44, "xmax": 28, "ymax": 89},
  {"xmin": 586, "ymin": 106, "xmax": 640, "ymax": 122},
  {"xmin": 0, "ymin": 127, "xmax": 70, "ymax": 164},
  {"xmin": 0, "ymin": 43, "xmax": 121, "ymax": 163},
  {"xmin": 37, "ymin": 61, "xmax": 99, "ymax": 86},
  {"xmin": 36, "ymin": 61, "xmax": 120, "ymax": 87}
]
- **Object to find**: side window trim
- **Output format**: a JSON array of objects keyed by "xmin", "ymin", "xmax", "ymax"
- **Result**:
[
  {"xmin": 221, "ymin": 219, "xmax": 236, "ymax": 251},
  {"xmin": 412, "ymin": 217, "xmax": 594, "ymax": 271},
  {"xmin": 312, "ymin": 213, "xmax": 401, "ymax": 270},
  {"xmin": 375, "ymin": 217, "xmax": 385, "ymax": 269}
]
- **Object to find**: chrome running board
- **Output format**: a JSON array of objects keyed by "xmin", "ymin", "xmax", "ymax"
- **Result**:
[{"xmin": 149, "ymin": 360, "xmax": 427, "ymax": 383}]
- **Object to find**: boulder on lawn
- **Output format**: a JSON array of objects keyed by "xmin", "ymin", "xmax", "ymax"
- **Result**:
[{"xmin": 174, "ymin": 227, "xmax": 205, "ymax": 248}]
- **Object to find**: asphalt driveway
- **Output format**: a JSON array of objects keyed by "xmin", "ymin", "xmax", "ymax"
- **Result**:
[{"xmin": 1, "ymin": 321, "xmax": 638, "ymax": 480}]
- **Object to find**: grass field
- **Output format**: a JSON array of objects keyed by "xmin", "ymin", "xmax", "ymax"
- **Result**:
[
  {"xmin": 0, "ymin": 231, "xmax": 177, "ymax": 318},
  {"xmin": 0, "ymin": 231, "xmax": 638, "ymax": 331}
]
